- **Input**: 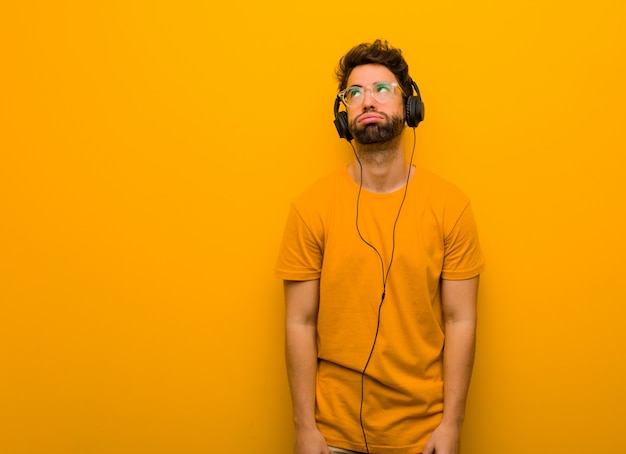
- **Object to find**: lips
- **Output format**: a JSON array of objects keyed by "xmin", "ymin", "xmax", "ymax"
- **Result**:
[{"xmin": 357, "ymin": 113, "xmax": 384, "ymax": 125}]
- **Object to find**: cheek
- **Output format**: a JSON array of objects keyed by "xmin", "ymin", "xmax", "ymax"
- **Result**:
[{"xmin": 346, "ymin": 107, "xmax": 361, "ymax": 122}]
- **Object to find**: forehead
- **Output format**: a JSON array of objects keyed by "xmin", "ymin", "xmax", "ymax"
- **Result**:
[{"xmin": 347, "ymin": 64, "xmax": 397, "ymax": 86}]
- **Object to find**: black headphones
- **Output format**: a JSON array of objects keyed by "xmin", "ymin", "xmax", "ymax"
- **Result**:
[{"xmin": 333, "ymin": 79, "xmax": 425, "ymax": 142}]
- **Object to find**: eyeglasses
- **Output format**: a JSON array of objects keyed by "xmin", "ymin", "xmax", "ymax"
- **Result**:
[{"xmin": 337, "ymin": 82, "xmax": 401, "ymax": 108}]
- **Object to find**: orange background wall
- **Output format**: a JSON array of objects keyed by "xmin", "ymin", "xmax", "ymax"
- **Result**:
[{"xmin": 1, "ymin": 1, "xmax": 625, "ymax": 453}]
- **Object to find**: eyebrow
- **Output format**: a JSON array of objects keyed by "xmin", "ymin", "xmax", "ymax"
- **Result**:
[{"xmin": 347, "ymin": 81, "xmax": 393, "ymax": 88}]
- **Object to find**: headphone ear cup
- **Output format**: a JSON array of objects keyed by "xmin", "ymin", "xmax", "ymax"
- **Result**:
[
  {"xmin": 334, "ymin": 110, "xmax": 353, "ymax": 142},
  {"xmin": 405, "ymin": 95, "xmax": 425, "ymax": 128}
]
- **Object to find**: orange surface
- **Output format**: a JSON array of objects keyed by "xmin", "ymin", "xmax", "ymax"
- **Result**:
[{"xmin": 1, "ymin": 1, "xmax": 625, "ymax": 453}]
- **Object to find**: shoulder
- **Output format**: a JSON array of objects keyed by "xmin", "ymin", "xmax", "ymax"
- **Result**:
[
  {"xmin": 292, "ymin": 167, "xmax": 350, "ymax": 209},
  {"xmin": 412, "ymin": 167, "xmax": 470, "ymax": 205}
]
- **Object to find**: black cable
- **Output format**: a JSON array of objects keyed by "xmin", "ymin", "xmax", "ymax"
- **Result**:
[{"xmin": 350, "ymin": 128, "xmax": 417, "ymax": 453}]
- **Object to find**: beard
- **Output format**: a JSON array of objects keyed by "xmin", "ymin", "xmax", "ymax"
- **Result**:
[{"xmin": 349, "ymin": 111, "xmax": 405, "ymax": 145}]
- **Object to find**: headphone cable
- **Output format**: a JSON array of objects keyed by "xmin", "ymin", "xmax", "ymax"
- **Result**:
[{"xmin": 350, "ymin": 128, "xmax": 417, "ymax": 453}]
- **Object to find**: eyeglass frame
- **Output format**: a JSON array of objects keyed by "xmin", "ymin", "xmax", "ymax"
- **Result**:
[{"xmin": 337, "ymin": 81, "xmax": 405, "ymax": 108}]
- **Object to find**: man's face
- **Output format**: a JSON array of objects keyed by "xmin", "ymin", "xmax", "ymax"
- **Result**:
[{"xmin": 345, "ymin": 64, "xmax": 405, "ymax": 145}]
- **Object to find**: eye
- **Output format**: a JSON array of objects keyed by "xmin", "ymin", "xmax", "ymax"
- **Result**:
[
  {"xmin": 345, "ymin": 87, "xmax": 363, "ymax": 99},
  {"xmin": 374, "ymin": 82, "xmax": 392, "ymax": 93}
]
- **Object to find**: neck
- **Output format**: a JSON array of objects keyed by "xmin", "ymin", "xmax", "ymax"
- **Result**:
[{"xmin": 350, "ymin": 136, "xmax": 413, "ymax": 193}]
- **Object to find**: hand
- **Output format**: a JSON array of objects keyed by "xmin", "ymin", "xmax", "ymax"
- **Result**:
[
  {"xmin": 422, "ymin": 421, "xmax": 462, "ymax": 454},
  {"xmin": 294, "ymin": 427, "xmax": 331, "ymax": 454}
]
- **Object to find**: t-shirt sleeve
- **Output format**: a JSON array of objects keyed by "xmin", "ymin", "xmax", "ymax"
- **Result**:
[
  {"xmin": 275, "ymin": 202, "xmax": 324, "ymax": 281},
  {"xmin": 441, "ymin": 200, "xmax": 486, "ymax": 280}
]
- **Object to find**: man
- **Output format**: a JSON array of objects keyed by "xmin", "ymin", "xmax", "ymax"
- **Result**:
[{"xmin": 276, "ymin": 40, "xmax": 485, "ymax": 454}]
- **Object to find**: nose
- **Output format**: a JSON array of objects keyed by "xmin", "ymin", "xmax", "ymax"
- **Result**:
[{"xmin": 362, "ymin": 87, "xmax": 377, "ymax": 109}]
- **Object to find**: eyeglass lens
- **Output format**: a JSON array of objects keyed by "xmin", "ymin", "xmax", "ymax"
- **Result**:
[{"xmin": 341, "ymin": 82, "xmax": 396, "ymax": 107}]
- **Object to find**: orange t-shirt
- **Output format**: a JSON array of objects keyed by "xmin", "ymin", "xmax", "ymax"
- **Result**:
[{"xmin": 276, "ymin": 166, "xmax": 485, "ymax": 454}]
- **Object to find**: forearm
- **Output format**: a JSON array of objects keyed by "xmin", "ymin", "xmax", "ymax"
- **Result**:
[
  {"xmin": 441, "ymin": 319, "xmax": 476, "ymax": 426},
  {"xmin": 439, "ymin": 276, "xmax": 480, "ymax": 427},
  {"xmin": 283, "ymin": 279, "xmax": 329, "ymax": 454},
  {"xmin": 285, "ymin": 322, "xmax": 319, "ymax": 429}
]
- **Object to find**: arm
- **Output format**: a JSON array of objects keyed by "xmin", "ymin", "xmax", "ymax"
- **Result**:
[
  {"xmin": 284, "ymin": 279, "xmax": 330, "ymax": 454},
  {"xmin": 423, "ymin": 276, "xmax": 480, "ymax": 454}
]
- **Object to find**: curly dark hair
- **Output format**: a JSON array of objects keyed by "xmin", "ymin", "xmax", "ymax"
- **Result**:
[{"xmin": 335, "ymin": 39, "xmax": 413, "ymax": 97}]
